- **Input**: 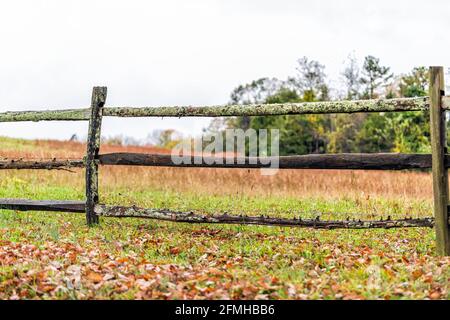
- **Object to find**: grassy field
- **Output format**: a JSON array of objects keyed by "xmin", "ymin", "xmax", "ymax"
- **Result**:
[{"xmin": 0, "ymin": 136, "xmax": 448, "ymax": 299}]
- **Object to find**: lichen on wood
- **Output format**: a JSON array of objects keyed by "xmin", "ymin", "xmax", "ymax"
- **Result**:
[
  {"xmin": 94, "ymin": 204, "xmax": 436, "ymax": 229},
  {"xmin": 103, "ymin": 97, "xmax": 429, "ymax": 117},
  {"xmin": 0, "ymin": 97, "xmax": 430, "ymax": 122},
  {"xmin": 442, "ymin": 96, "xmax": 450, "ymax": 110},
  {"xmin": 429, "ymin": 67, "xmax": 450, "ymax": 255},
  {"xmin": 85, "ymin": 87, "xmax": 107, "ymax": 226},
  {"xmin": 0, "ymin": 108, "xmax": 90, "ymax": 122}
]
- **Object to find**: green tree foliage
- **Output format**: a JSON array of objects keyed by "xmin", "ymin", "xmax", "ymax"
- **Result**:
[
  {"xmin": 327, "ymin": 114, "xmax": 366, "ymax": 153},
  {"xmin": 229, "ymin": 77, "xmax": 284, "ymax": 130},
  {"xmin": 222, "ymin": 55, "xmax": 431, "ymax": 156},
  {"xmin": 358, "ymin": 67, "xmax": 430, "ymax": 153},
  {"xmin": 399, "ymin": 67, "xmax": 428, "ymax": 98},
  {"xmin": 225, "ymin": 57, "xmax": 332, "ymax": 155},
  {"xmin": 328, "ymin": 55, "xmax": 365, "ymax": 153},
  {"xmin": 253, "ymin": 89, "xmax": 328, "ymax": 155}
]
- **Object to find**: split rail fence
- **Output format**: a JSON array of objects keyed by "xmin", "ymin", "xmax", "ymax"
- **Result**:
[{"xmin": 0, "ymin": 66, "xmax": 449, "ymax": 255}]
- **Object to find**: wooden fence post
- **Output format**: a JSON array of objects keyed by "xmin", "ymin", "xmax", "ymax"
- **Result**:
[
  {"xmin": 429, "ymin": 66, "xmax": 450, "ymax": 255},
  {"xmin": 86, "ymin": 86, "xmax": 107, "ymax": 226}
]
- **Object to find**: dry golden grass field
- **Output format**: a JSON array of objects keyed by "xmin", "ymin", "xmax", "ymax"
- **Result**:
[{"xmin": 0, "ymin": 136, "xmax": 448, "ymax": 299}]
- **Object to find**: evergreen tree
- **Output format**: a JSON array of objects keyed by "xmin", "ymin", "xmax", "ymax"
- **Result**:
[{"xmin": 360, "ymin": 55, "xmax": 393, "ymax": 99}]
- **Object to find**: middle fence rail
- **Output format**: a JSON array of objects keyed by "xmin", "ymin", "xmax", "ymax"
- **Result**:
[
  {"xmin": 0, "ymin": 69, "xmax": 449, "ymax": 255},
  {"xmin": 1, "ymin": 153, "xmax": 450, "ymax": 170}
]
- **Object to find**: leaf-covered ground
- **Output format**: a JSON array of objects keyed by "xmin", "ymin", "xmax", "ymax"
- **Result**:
[
  {"xmin": 0, "ymin": 190, "xmax": 448, "ymax": 300},
  {"xmin": 0, "ymin": 137, "xmax": 449, "ymax": 299},
  {"xmin": 0, "ymin": 210, "xmax": 448, "ymax": 300}
]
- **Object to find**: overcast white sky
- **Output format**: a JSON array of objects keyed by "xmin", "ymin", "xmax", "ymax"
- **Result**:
[{"xmin": 0, "ymin": 0, "xmax": 449, "ymax": 141}]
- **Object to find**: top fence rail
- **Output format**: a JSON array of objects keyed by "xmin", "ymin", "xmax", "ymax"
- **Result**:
[{"xmin": 1, "ymin": 96, "xmax": 447, "ymax": 123}]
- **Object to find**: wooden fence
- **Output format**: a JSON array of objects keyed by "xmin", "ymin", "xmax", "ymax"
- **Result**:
[{"xmin": 0, "ymin": 66, "xmax": 449, "ymax": 255}]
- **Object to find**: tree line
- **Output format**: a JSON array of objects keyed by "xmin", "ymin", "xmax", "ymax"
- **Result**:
[{"xmin": 206, "ymin": 55, "xmax": 432, "ymax": 156}]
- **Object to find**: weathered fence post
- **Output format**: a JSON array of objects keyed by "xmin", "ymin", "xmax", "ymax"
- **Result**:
[
  {"xmin": 85, "ymin": 87, "xmax": 107, "ymax": 226},
  {"xmin": 429, "ymin": 66, "xmax": 450, "ymax": 255}
]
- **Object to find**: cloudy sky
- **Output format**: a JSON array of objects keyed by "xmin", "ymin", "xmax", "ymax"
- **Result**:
[{"xmin": 0, "ymin": 0, "xmax": 449, "ymax": 141}]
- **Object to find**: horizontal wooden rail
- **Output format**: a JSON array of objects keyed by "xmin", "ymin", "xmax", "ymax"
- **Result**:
[
  {"xmin": 94, "ymin": 204, "xmax": 436, "ymax": 229},
  {"xmin": 2, "ymin": 153, "xmax": 450, "ymax": 170},
  {"xmin": 0, "ymin": 199, "xmax": 85, "ymax": 212},
  {"xmin": 0, "ymin": 108, "xmax": 91, "ymax": 122},
  {"xmin": 0, "ymin": 97, "xmax": 433, "ymax": 122},
  {"xmin": 102, "ymin": 97, "xmax": 430, "ymax": 117},
  {"xmin": 0, "ymin": 199, "xmax": 440, "ymax": 229},
  {"xmin": 99, "ymin": 152, "xmax": 439, "ymax": 170},
  {"xmin": 0, "ymin": 159, "xmax": 84, "ymax": 170}
]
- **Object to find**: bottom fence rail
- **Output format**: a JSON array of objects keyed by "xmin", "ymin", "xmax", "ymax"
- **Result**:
[{"xmin": 95, "ymin": 204, "xmax": 436, "ymax": 229}]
